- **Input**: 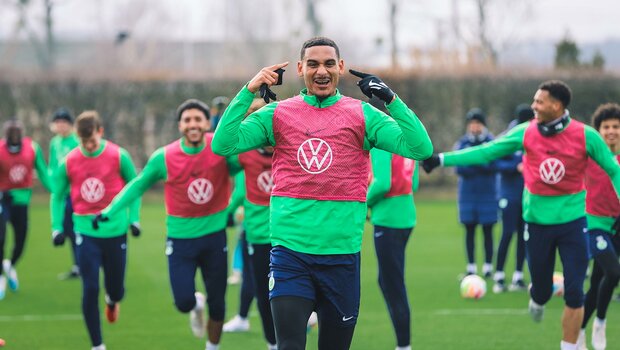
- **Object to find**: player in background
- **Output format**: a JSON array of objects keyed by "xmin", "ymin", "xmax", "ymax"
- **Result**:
[
  {"xmin": 367, "ymin": 97, "xmax": 419, "ymax": 350},
  {"xmin": 492, "ymin": 104, "xmax": 534, "ymax": 293},
  {"xmin": 48, "ymin": 107, "xmax": 81, "ymax": 280},
  {"xmin": 212, "ymin": 36, "xmax": 432, "ymax": 350},
  {"xmin": 453, "ymin": 108, "xmax": 497, "ymax": 278},
  {"xmin": 0, "ymin": 120, "xmax": 52, "ymax": 300},
  {"xmin": 50, "ymin": 111, "xmax": 141, "ymax": 350},
  {"xmin": 577, "ymin": 103, "xmax": 620, "ymax": 350},
  {"xmin": 95, "ymin": 99, "xmax": 241, "ymax": 350},
  {"xmin": 422, "ymin": 80, "xmax": 620, "ymax": 350},
  {"xmin": 211, "ymin": 96, "xmax": 230, "ymax": 132}
]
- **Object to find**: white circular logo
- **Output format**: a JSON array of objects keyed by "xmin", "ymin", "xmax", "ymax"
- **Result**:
[
  {"xmin": 596, "ymin": 236, "xmax": 608, "ymax": 250},
  {"xmin": 8, "ymin": 165, "xmax": 27, "ymax": 183},
  {"xmin": 539, "ymin": 158, "xmax": 565, "ymax": 184},
  {"xmin": 80, "ymin": 177, "xmax": 105, "ymax": 203},
  {"xmin": 187, "ymin": 178, "xmax": 213, "ymax": 204},
  {"xmin": 257, "ymin": 170, "xmax": 274, "ymax": 193},
  {"xmin": 297, "ymin": 138, "xmax": 333, "ymax": 174}
]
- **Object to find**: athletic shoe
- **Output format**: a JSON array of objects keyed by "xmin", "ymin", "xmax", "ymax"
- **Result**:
[
  {"xmin": 528, "ymin": 299, "xmax": 544, "ymax": 323},
  {"xmin": 3, "ymin": 260, "xmax": 18, "ymax": 291},
  {"xmin": 577, "ymin": 329, "xmax": 588, "ymax": 350},
  {"xmin": 592, "ymin": 320, "xmax": 606, "ymax": 350},
  {"xmin": 223, "ymin": 315, "xmax": 250, "ymax": 332},
  {"xmin": 227, "ymin": 270, "xmax": 242, "ymax": 285},
  {"xmin": 508, "ymin": 279, "xmax": 527, "ymax": 292},
  {"xmin": 0, "ymin": 275, "xmax": 6, "ymax": 300},
  {"xmin": 493, "ymin": 280, "xmax": 506, "ymax": 294},
  {"xmin": 105, "ymin": 301, "xmax": 120, "ymax": 323},
  {"xmin": 92, "ymin": 344, "xmax": 107, "ymax": 350},
  {"xmin": 190, "ymin": 292, "xmax": 206, "ymax": 337},
  {"xmin": 267, "ymin": 343, "xmax": 278, "ymax": 350},
  {"xmin": 306, "ymin": 311, "xmax": 318, "ymax": 333},
  {"xmin": 58, "ymin": 266, "xmax": 80, "ymax": 280}
]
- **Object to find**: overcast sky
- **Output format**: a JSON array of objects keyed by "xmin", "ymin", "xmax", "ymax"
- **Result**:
[{"xmin": 1, "ymin": 0, "xmax": 618, "ymax": 47}]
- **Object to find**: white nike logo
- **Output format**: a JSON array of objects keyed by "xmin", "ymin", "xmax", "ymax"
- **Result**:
[
  {"xmin": 342, "ymin": 315, "xmax": 355, "ymax": 322},
  {"xmin": 368, "ymin": 81, "xmax": 387, "ymax": 90},
  {"xmin": 374, "ymin": 231, "xmax": 384, "ymax": 238}
]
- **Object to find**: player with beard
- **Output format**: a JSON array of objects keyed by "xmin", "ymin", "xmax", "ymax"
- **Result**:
[
  {"xmin": 95, "ymin": 99, "xmax": 241, "ymax": 350},
  {"xmin": 422, "ymin": 81, "xmax": 620, "ymax": 350},
  {"xmin": 212, "ymin": 37, "xmax": 432, "ymax": 350},
  {"xmin": 0, "ymin": 120, "xmax": 52, "ymax": 300},
  {"xmin": 50, "ymin": 111, "xmax": 140, "ymax": 350}
]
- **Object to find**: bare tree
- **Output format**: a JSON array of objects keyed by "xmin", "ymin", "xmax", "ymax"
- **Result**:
[
  {"xmin": 475, "ymin": 0, "xmax": 497, "ymax": 66},
  {"xmin": 305, "ymin": 0, "xmax": 321, "ymax": 36},
  {"xmin": 388, "ymin": 0, "xmax": 403, "ymax": 70}
]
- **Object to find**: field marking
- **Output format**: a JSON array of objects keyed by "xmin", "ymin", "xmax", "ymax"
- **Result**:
[
  {"xmin": 434, "ymin": 308, "xmax": 528, "ymax": 316},
  {"xmin": 0, "ymin": 314, "xmax": 82, "ymax": 322}
]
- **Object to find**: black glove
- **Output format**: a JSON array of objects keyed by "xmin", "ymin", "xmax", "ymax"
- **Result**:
[
  {"xmin": 259, "ymin": 68, "xmax": 285, "ymax": 103},
  {"xmin": 349, "ymin": 69, "xmax": 395, "ymax": 103},
  {"xmin": 612, "ymin": 215, "xmax": 620, "ymax": 234},
  {"xmin": 129, "ymin": 223, "xmax": 141, "ymax": 237},
  {"xmin": 52, "ymin": 230, "xmax": 66, "ymax": 247},
  {"xmin": 92, "ymin": 213, "xmax": 109, "ymax": 230},
  {"xmin": 421, "ymin": 154, "xmax": 441, "ymax": 174}
]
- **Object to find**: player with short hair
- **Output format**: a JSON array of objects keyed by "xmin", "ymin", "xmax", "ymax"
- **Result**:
[
  {"xmin": 48, "ymin": 107, "xmax": 81, "ymax": 279},
  {"xmin": 0, "ymin": 119, "xmax": 52, "ymax": 300},
  {"xmin": 50, "ymin": 111, "xmax": 141, "ymax": 350},
  {"xmin": 212, "ymin": 36, "xmax": 432, "ymax": 350},
  {"xmin": 492, "ymin": 104, "xmax": 534, "ymax": 293},
  {"xmin": 423, "ymin": 80, "xmax": 620, "ymax": 350},
  {"xmin": 95, "ymin": 99, "xmax": 241, "ymax": 350},
  {"xmin": 576, "ymin": 103, "xmax": 620, "ymax": 350}
]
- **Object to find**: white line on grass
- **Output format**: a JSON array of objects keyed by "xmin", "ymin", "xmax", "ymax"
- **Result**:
[
  {"xmin": 434, "ymin": 309, "xmax": 528, "ymax": 316},
  {"xmin": 0, "ymin": 314, "xmax": 82, "ymax": 322}
]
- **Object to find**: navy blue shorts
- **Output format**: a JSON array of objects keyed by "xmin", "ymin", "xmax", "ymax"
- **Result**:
[
  {"xmin": 588, "ymin": 229, "xmax": 617, "ymax": 259},
  {"xmin": 166, "ymin": 230, "xmax": 228, "ymax": 321},
  {"xmin": 269, "ymin": 246, "xmax": 360, "ymax": 327},
  {"xmin": 525, "ymin": 217, "xmax": 588, "ymax": 308},
  {"xmin": 458, "ymin": 200, "xmax": 498, "ymax": 225}
]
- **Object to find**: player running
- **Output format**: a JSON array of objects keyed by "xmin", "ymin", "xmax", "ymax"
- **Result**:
[
  {"xmin": 212, "ymin": 36, "xmax": 432, "ymax": 350},
  {"xmin": 50, "ymin": 111, "xmax": 141, "ymax": 350},
  {"xmin": 423, "ymin": 81, "xmax": 620, "ymax": 350},
  {"xmin": 95, "ymin": 99, "xmax": 241, "ymax": 350}
]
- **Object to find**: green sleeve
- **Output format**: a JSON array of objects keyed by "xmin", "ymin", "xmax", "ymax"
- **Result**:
[
  {"xmin": 585, "ymin": 126, "xmax": 620, "ymax": 200},
  {"xmin": 412, "ymin": 161, "xmax": 419, "ymax": 192},
  {"xmin": 103, "ymin": 148, "xmax": 166, "ymax": 218},
  {"xmin": 33, "ymin": 142, "xmax": 52, "ymax": 192},
  {"xmin": 48, "ymin": 138, "xmax": 59, "ymax": 175},
  {"xmin": 226, "ymin": 154, "xmax": 243, "ymax": 176},
  {"xmin": 443, "ymin": 123, "xmax": 526, "ymax": 166},
  {"xmin": 363, "ymin": 96, "xmax": 433, "ymax": 160},
  {"xmin": 118, "ymin": 148, "xmax": 141, "ymax": 223},
  {"xmin": 367, "ymin": 149, "xmax": 392, "ymax": 208},
  {"xmin": 228, "ymin": 172, "xmax": 246, "ymax": 215},
  {"xmin": 212, "ymin": 86, "xmax": 276, "ymax": 156},
  {"xmin": 50, "ymin": 162, "xmax": 69, "ymax": 232}
]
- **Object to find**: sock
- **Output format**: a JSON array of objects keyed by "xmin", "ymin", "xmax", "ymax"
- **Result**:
[
  {"xmin": 595, "ymin": 317, "xmax": 606, "ymax": 326},
  {"xmin": 195, "ymin": 294, "xmax": 205, "ymax": 311},
  {"xmin": 396, "ymin": 346, "xmax": 411, "ymax": 350},
  {"xmin": 206, "ymin": 341, "xmax": 219, "ymax": 350},
  {"xmin": 267, "ymin": 343, "xmax": 278, "ymax": 350},
  {"xmin": 560, "ymin": 340, "xmax": 576, "ymax": 350},
  {"xmin": 530, "ymin": 299, "xmax": 543, "ymax": 309},
  {"xmin": 104, "ymin": 294, "xmax": 115, "ymax": 307},
  {"xmin": 494, "ymin": 271, "xmax": 505, "ymax": 282},
  {"xmin": 482, "ymin": 263, "xmax": 493, "ymax": 274},
  {"xmin": 466, "ymin": 264, "xmax": 477, "ymax": 274},
  {"xmin": 92, "ymin": 344, "xmax": 106, "ymax": 350},
  {"xmin": 512, "ymin": 271, "xmax": 523, "ymax": 282}
]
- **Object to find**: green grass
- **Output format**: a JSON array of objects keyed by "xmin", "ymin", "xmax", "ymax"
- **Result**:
[{"xmin": 1, "ymin": 197, "xmax": 618, "ymax": 349}]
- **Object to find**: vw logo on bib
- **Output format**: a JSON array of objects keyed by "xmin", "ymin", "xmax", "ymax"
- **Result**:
[
  {"xmin": 257, "ymin": 170, "xmax": 274, "ymax": 193},
  {"xmin": 539, "ymin": 158, "xmax": 565, "ymax": 184},
  {"xmin": 8, "ymin": 164, "xmax": 27, "ymax": 183},
  {"xmin": 187, "ymin": 178, "xmax": 213, "ymax": 204},
  {"xmin": 80, "ymin": 177, "xmax": 105, "ymax": 203},
  {"xmin": 297, "ymin": 138, "xmax": 333, "ymax": 174}
]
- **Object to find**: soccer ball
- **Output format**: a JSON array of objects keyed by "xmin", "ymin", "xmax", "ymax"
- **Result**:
[
  {"xmin": 460, "ymin": 274, "xmax": 487, "ymax": 299},
  {"xmin": 552, "ymin": 272, "xmax": 564, "ymax": 297}
]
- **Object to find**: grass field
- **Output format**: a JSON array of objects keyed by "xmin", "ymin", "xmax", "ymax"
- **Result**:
[{"xmin": 1, "ymin": 195, "xmax": 619, "ymax": 349}]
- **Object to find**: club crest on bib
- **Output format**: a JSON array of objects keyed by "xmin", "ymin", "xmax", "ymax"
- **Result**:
[
  {"xmin": 187, "ymin": 178, "xmax": 213, "ymax": 204},
  {"xmin": 297, "ymin": 138, "xmax": 333, "ymax": 174},
  {"xmin": 80, "ymin": 177, "xmax": 105, "ymax": 203},
  {"xmin": 8, "ymin": 164, "xmax": 27, "ymax": 183},
  {"xmin": 539, "ymin": 158, "xmax": 565, "ymax": 184},
  {"xmin": 257, "ymin": 170, "xmax": 274, "ymax": 193}
]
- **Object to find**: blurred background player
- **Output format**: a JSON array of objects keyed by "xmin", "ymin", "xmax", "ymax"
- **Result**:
[
  {"xmin": 367, "ymin": 98, "xmax": 418, "ymax": 350},
  {"xmin": 96, "ymin": 99, "xmax": 241, "ymax": 350},
  {"xmin": 492, "ymin": 104, "xmax": 534, "ymax": 293},
  {"xmin": 454, "ymin": 108, "xmax": 497, "ymax": 278},
  {"xmin": 50, "ymin": 111, "xmax": 141, "ymax": 350},
  {"xmin": 211, "ymin": 96, "xmax": 230, "ymax": 132},
  {"xmin": 0, "ymin": 119, "xmax": 52, "ymax": 300},
  {"xmin": 577, "ymin": 103, "xmax": 620, "ymax": 350},
  {"xmin": 48, "ymin": 107, "xmax": 80, "ymax": 280}
]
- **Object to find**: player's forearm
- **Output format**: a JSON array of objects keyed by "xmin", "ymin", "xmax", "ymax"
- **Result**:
[
  {"xmin": 212, "ymin": 86, "xmax": 260, "ymax": 156},
  {"xmin": 103, "ymin": 172, "xmax": 153, "ymax": 218},
  {"xmin": 50, "ymin": 192, "xmax": 65, "ymax": 231},
  {"xmin": 443, "ymin": 128, "xmax": 523, "ymax": 167},
  {"xmin": 385, "ymin": 97, "xmax": 433, "ymax": 159}
]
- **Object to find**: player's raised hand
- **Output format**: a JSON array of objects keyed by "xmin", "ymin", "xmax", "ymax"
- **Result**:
[
  {"xmin": 349, "ymin": 69, "xmax": 395, "ymax": 103},
  {"xmin": 247, "ymin": 62, "xmax": 289, "ymax": 94},
  {"xmin": 421, "ymin": 154, "xmax": 441, "ymax": 174}
]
